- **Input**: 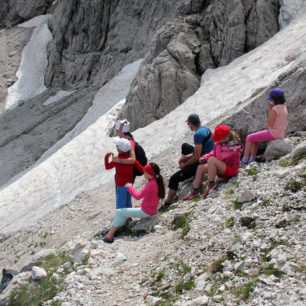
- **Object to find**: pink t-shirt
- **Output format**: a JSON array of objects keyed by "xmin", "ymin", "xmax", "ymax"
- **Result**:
[
  {"xmin": 127, "ymin": 179, "xmax": 159, "ymax": 215},
  {"xmin": 269, "ymin": 104, "xmax": 288, "ymax": 139}
]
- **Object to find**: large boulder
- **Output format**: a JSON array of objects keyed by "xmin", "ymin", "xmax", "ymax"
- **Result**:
[
  {"xmin": 0, "ymin": 0, "xmax": 54, "ymax": 29},
  {"xmin": 264, "ymin": 139, "xmax": 293, "ymax": 161},
  {"xmin": 121, "ymin": 0, "xmax": 279, "ymax": 130},
  {"xmin": 291, "ymin": 140, "xmax": 306, "ymax": 160}
]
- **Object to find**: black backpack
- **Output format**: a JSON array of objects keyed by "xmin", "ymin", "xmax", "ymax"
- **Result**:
[{"xmin": 134, "ymin": 142, "xmax": 147, "ymax": 176}]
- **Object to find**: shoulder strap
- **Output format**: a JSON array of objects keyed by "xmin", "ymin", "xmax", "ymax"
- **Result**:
[{"xmin": 202, "ymin": 128, "xmax": 212, "ymax": 145}]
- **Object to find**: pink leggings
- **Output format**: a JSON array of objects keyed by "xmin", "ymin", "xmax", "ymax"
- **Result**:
[{"xmin": 246, "ymin": 130, "xmax": 275, "ymax": 144}]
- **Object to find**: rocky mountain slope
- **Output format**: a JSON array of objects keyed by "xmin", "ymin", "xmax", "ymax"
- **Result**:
[
  {"xmin": 0, "ymin": 0, "xmax": 288, "ymax": 187},
  {"xmin": 0, "ymin": 135, "xmax": 305, "ymax": 305},
  {"xmin": 0, "ymin": 1, "xmax": 305, "ymax": 305}
]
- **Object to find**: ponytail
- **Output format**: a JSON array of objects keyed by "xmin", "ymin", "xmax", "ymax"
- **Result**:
[
  {"xmin": 229, "ymin": 130, "xmax": 241, "ymax": 143},
  {"xmin": 149, "ymin": 162, "xmax": 165, "ymax": 199}
]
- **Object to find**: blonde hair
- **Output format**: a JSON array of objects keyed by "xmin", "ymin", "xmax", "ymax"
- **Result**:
[{"xmin": 228, "ymin": 130, "xmax": 241, "ymax": 142}]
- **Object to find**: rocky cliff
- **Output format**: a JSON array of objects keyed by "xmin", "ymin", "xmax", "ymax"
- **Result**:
[
  {"xmin": 0, "ymin": 0, "xmax": 54, "ymax": 28},
  {"xmin": 121, "ymin": 0, "xmax": 280, "ymax": 129}
]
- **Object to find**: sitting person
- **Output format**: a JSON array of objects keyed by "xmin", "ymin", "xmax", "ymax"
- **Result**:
[
  {"xmin": 103, "ymin": 163, "xmax": 165, "ymax": 243},
  {"xmin": 184, "ymin": 125, "xmax": 243, "ymax": 199},
  {"xmin": 241, "ymin": 88, "xmax": 288, "ymax": 165},
  {"xmin": 158, "ymin": 114, "xmax": 214, "ymax": 212}
]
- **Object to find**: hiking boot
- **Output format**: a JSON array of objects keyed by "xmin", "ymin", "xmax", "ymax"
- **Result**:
[
  {"xmin": 103, "ymin": 234, "xmax": 114, "ymax": 244},
  {"xmin": 202, "ymin": 183, "xmax": 218, "ymax": 197},
  {"xmin": 158, "ymin": 202, "xmax": 172, "ymax": 213},
  {"xmin": 183, "ymin": 191, "xmax": 199, "ymax": 200}
]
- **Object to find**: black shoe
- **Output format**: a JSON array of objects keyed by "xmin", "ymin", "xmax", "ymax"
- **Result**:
[
  {"xmin": 103, "ymin": 235, "xmax": 114, "ymax": 244},
  {"xmin": 100, "ymin": 229, "xmax": 109, "ymax": 236},
  {"xmin": 158, "ymin": 202, "xmax": 172, "ymax": 213}
]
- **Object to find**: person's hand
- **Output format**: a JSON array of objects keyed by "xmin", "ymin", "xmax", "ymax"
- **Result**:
[
  {"xmin": 134, "ymin": 203, "xmax": 140, "ymax": 208},
  {"xmin": 179, "ymin": 156, "xmax": 186, "ymax": 164},
  {"xmin": 199, "ymin": 156, "xmax": 205, "ymax": 163},
  {"xmin": 112, "ymin": 156, "xmax": 119, "ymax": 163},
  {"xmin": 125, "ymin": 183, "xmax": 132, "ymax": 188},
  {"xmin": 268, "ymin": 101, "xmax": 273, "ymax": 111}
]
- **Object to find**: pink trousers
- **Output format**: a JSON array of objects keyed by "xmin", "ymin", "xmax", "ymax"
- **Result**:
[{"xmin": 246, "ymin": 130, "xmax": 275, "ymax": 144}]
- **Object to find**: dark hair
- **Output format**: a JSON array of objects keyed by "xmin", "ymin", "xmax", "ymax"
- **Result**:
[
  {"xmin": 123, "ymin": 132, "xmax": 134, "ymax": 140},
  {"xmin": 271, "ymin": 95, "xmax": 285, "ymax": 105},
  {"xmin": 149, "ymin": 162, "xmax": 165, "ymax": 199}
]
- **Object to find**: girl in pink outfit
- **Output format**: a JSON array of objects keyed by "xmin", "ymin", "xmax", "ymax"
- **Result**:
[
  {"xmin": 184, "ymin": 125, "xmax": 243, "ymax": 199},
  {"xmin": 241, "ymin": 88, "xmax": 288, "ymax": 164},
  {"xmin": 103, "ymin": 163, "xmax": 165, "ymax": 243}
]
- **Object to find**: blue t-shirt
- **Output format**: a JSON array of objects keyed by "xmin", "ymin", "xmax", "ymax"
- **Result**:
[{"xmin": 194, "ymin": 126, "xmax": 214, "ymax": 156}]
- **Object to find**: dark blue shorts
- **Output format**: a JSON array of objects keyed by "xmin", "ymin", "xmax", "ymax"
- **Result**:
[{"xmin": 116, "ymin": 185, "xmax": 132, "ymax": 209}]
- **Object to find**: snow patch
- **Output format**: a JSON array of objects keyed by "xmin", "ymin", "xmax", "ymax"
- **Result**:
[{"xmin": 5, "ymin": 15, "xmax": 52, "ymax": 109}]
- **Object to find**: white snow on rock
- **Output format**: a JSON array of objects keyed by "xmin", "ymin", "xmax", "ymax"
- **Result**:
[
  {"xmin": 279, "ymin": 0, "xmax": 304, "ymax": 29},
  {"xmin": 0, "ymin": 9, "xmax": 305, "ymax": 234},
  {"xmin": 5, "ymin": 15, "xmax": 52, "ymax": 109}
]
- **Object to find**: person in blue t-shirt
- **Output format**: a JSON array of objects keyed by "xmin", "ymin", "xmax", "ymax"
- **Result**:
[{"xmin": 158, "ymin": 114, "xmax": 214, "ymax": 212}]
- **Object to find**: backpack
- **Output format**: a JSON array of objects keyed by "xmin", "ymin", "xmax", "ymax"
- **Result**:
[
  {"xmin": 134, "ymin": 142, "xmax": 147, "ymax": 176},
  {"xmin": 202, "ymin": 128, "xmax": 212, "ymax": 145}
]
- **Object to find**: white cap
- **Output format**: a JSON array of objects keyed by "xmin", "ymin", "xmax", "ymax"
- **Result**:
[
  {"xmin": 113, "ymin": 137, "xmax": 131, "ymax": 152},
  {"xmin": 115, "ymin": 119, "xmax": 130, "ymax": 133}
]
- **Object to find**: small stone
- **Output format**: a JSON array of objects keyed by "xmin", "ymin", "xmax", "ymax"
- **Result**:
[
  {"xmin": 31, "ymin": 266, "xmax": 47, "ymax": 280},
  {"xmin": 238, "ymin": 190, "xmax": 256, "ymax": 203}
]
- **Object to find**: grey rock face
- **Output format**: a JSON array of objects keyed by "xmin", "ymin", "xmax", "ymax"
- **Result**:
[
  {"xmin": 0, "ymin": 0, "xmax": 54, "ymax": 29},
  {"xmin": 264, "ymin": 139, "xmax": 293, "ymax": 161},
  {"xmin": 222, "ymin": 65, "xmax": 306, "ymax": 142},
  {"xmin": 45, "ymin": 0, "xmax": 183, "ymax": 89},
  {"xmin": 0, "ymin": 88, "xmax": 96, "ymax": 187},
  {"xmin": 121, "ymin": 0, "xmax": 279, "ymax": 130}
]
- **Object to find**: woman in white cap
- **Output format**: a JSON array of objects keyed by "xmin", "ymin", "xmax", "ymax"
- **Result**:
[{"xmin": 114, "ymin": 119, "xmax": 147, "ymax": 180}]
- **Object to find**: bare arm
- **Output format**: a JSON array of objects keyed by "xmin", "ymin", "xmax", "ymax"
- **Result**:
[
  {"xmin": 112, "ymin": 147, "xmax": 136, "ymax": 164},
  {"xmin": 181, "ymin": 144, "xmax": 202, "ymax": 168}
]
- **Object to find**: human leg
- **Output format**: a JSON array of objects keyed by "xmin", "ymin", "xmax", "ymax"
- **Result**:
[
  {"xmin": 207, "ymin": 157, "xmax": 227, "ymax": 182},
  {"xmin": 242, "ymin": 130, "xmax": 275, "ymax": 163},
  {"xmin": 181, "ymin": 143, "xmax": 194, "ymax": 155},
  {"xmin": 193, "ymin": 164, "xmax": 208, "ymax": 188},
  {"xmin": 160, "ymin": 163, "xmax": 198, "ymax": 209},
  {"xmin": 104, "ymin": 208, "xmax": 150, "ymax": 242}
]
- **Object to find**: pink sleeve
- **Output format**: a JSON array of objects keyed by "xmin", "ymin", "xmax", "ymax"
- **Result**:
[
  {"xmin": 203, "ymin": 147, "xmax": 215, "ymax": 160},
  {"xmin": 128, "ymin": 183, "xmax": 150, "ymax": 200}
]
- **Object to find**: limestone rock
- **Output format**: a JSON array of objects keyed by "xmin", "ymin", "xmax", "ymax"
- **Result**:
[
  {"xmin": 279, "ymin": 0, "xmax": 304, "ymax": 29},
  {"xmin": 69, "ymin": 241, "xmax": 91, "ymax": 263},
  {"xmin": 238, "ymin": 190, "xmax": 256, "ymax": 203},
  {"xmin": 291, "ymin": 140, "xmax": 306, "ymax": 160},
  {"xmin": 45, "ymin": 0, "xmax": 183, "ymax": 89},
  {"xmin": 0, "ymin": 0, "xmax": 54, "ymax": 29},
  {"xmin": 131, "ymin": 214, "xmax": 159, "ymax": 234},
  {"xmin": 121, "ymin": 0, "xmax": 279, "ymax": 130},
  {"xmin": 264, "ymin": 139, "xmax": 293, "ymax": 161},
  {"xmin": 20, "ymin": 249, "xmax": 56, "ymax": 272},
  {"xmin": 31, "ymin": 266, "xmax": 47, "ymax": 280}
]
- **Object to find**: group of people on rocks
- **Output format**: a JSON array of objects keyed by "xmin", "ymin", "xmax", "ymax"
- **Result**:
[{"xmin": 101, "ymin": 88, "xmax": 288, "ymax": 243}]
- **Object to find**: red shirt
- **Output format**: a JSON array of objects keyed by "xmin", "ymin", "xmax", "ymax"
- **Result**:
[{"xmin": 104, "ymin": 152, "xmax": 143, "ymax": 186}]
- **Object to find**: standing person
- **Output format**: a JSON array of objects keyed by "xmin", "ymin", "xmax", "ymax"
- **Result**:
[
  {"xmin": 183, "ymin": 125, "xmax": 243, "ymax": 199},
  {"xmin": 103, "ymin": 163, "xmax": 165, "ymax": 243},
  {"xmin": 113, "ymin": 119, "xmax": 147, "ymax": 179},
  {"xmin": 105, "ymin": 137, "xmax": 142, "ymax": 209},
  {"xmin": 158, "ymin": 114, "xmax": 214, "ymax": 212},
  {"xmin": 241, "ymin": 88, "xmax": 288, "ymax": 165}
]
